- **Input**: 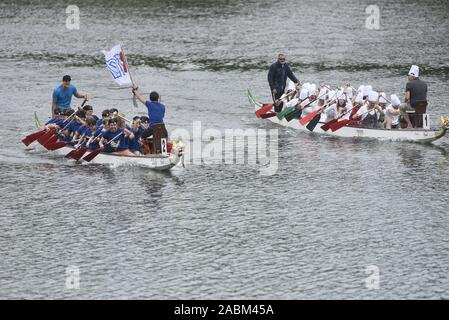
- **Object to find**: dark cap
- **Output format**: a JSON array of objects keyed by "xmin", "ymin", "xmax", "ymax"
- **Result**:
[
  {"xmin": 101, "ymin": 109, "xmax": 110, "ymax": 117},
  {"xmin": 82, "ymin": 105, "xmax": 93, "ymax": 111},
  {"xmin": 62, "ymin": 75, "xmax": 71, "ymax": 82},
  {"xmin": 58, "ymin": 108, "xmax": 74, "ymax": 116},
  {"xmin": 109, "ymin": 117, "xmax": 118, "ymax": 124}
]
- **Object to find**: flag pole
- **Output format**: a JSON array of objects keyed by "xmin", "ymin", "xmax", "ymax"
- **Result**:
[{"xmin": 120, "ymin": 44, "xmax": 138, "ymax": 108}]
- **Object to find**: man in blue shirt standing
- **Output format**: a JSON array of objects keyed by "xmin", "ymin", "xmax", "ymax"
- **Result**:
[
  {"xmin": 51, "ymin": 75, "xmax": 88, "ymax": 117},
  {"xmin": 132, "ymin": 87, "xmax": 167, "ymax": 140}
]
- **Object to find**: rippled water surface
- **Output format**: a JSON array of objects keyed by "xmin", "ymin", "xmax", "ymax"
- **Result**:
[{"xmin": 1, "ymin": 0, "xmax": 449, "ymax": 299}]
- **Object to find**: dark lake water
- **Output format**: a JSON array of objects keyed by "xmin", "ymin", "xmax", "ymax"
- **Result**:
[{"xmin": 1, "ymin": 0, "xmax": 449, "ymax": 299}]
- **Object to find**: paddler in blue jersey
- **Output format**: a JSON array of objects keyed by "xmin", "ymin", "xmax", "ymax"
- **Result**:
[{"xmin": 132, "ymin": 87, "xmax": 168, "ymax": 140}]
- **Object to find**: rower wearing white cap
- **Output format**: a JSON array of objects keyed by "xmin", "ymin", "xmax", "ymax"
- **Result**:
[
  {"xmin": 349, "ymin": 91, "xmax": 364, "ymax": 119},
  {"xmin": 317, "ymin": 86, "xmax": 328, "ymax": 107},
  {"xmin": 362, "ymin": 85, "xmax": 372, "ymax": 99},
  {"xmin": 352, "ymin": 91, "xmax": 383, "ymax": 128},
  {"xmin": 378, "ymin": 92, "xmax": 387, "ymax": 123},
  {"xmin": 385, "ymin": 94, "xmax": 401, "ymax": 129},
  {"xmin": 399, "ymin": 65, "xmax": 428, "ymax": 128},
  {"xmin": 284, "ymin": 86, "xmax": 309, "ymax": 119},
  {"xmin": 301, "ymin": 84, "xmax": 320, "ymax": 118},
  {"xmin": 323, "ymin": 90, "xmax": 345, "ymax": 122}
]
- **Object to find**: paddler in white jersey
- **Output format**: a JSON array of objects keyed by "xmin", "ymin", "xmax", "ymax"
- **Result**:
[
  {"xmin": 378, "ymin": 92, "xmax": 387, "ymax": 123},
  {"xmin": 285, "ymin": 86, "xmax": 309, "ymax": 119},
  {"xmin": 324, "ymin": 90, "xmax": 346, "ymax": 122},
  {"xmin": 317, "ymin": 87, "xmax": 328, "ymax": 108},
  {"xmin": 353, "ymin": 91, "xmax": 383, "ymax": 128},
  {"xmin": 301, "ymin": 84, "xmax": 320, "ymax": 118},
  {"xmin": 385, "ymin": 94, "xmax": 401, "ymax": 129}
]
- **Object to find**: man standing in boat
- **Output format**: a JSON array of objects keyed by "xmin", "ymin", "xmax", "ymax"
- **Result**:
[
  {"xmin": 399, "ymin": 65, "xmax": 428, "ymax": 128},
  {"xmin": 132, "ymin": 87, "xmax": 167, "ymax": 140},
  {"xmin": 51, "ymin": 75, "xmax": 88, "ymax": 117},
  {"xmin": 267, "ymin": 53, "xmax": 300, "ymax": 112}
]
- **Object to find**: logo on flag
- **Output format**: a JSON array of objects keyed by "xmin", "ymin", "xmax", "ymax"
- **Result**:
[{"xmin": 102, "ymin": 45, "xmax": 132, "ymax": 87}]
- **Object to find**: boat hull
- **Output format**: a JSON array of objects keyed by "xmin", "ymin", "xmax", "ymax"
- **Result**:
[
  {"xmin": 33, "ymin": 142, "xmax": 184, "ymax": 170},
  {"xmin": 248, "ymin": 90, "xmax": 447, "ymax": 143}
]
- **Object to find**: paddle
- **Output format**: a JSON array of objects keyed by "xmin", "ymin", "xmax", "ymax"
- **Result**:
[
  {"xmin": 39, "ymin": 115, "xmax": 76, "ymax": 147},
  {"xmin": 255, "ymin": 104, "xmax": 275, "ymax": 118},
  {"xmin": 22, "ymin": 129, "xmax": 46, "ymax": 146},
  {"xmin": 68, "ymin": 128, "xmax": 106, "ymax": 160},
  {"xmin": 82, "ymin": 131, "xmax": 123, "ymax": 162},
  {"xmin": 46, "ymin": 141, "xmax": 67, "ymax": 151},
  {"xmin": 37, "ymin": 128, "xmax": 57, "ymax": 145},
  {"xmin": 20, "ymin": 111, "xmax": 45, "ymax": 146},
  {"xmin": 65, "ymin": 136, "xmax": 88, "ymax": 160},
  {"xmin": 297, "ymin": 88, "xmax": 331, "ymax": 126},
  {"xmin": 260, "ymin": 112, "xmax": 277, "ymax": 119},
  {"xmin": 38, "ymin": 96, "xmax": 88, "ymax": 150},
  {"xmin": 329, "ymin": 105, "xmax": 381, "ymax": 132},
  {"xmin": 43, "ymin": 134, "xmax": 58, "ymax": 149},
  {"xmin": 254, "ymin": 88, "xmax": 300, "ymax": 118},
  {"xmin": 69, "ymin": 146, "xmax": 88, "ymax": 161},
  {"xmin": 304, "ymin": 92, "xmax": 340, "ymax": 131},
  {"xmin": 37, "ymin": 103, "xmax": 83, "ymax": 147},
  {"xmin": 320, "ymin": 94, "xmax": 357, "ymax": 131}
]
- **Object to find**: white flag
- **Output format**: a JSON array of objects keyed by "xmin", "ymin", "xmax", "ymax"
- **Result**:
[{"xmin": 102, "ymin": 45, "xmax": 132, "ymax": 87}]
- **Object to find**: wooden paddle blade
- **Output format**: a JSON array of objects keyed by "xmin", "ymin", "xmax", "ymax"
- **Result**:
[
  {"xmin": 72, "ymin": 148, "xmax": 88, "ymax": 161},
  {"xmin": 43, "ymin": 135, "xmax": 58, "ymax": 148},
  {"xmin": 37, "ymin": 128, "xmax": 56, "ymax": 145},
  {"xmin": 65, "ymin": 149, "xmax": 79, "ymax": 158},
  {"xmin": 22, "ymin": 130, "xmax": 46, "ymax": 146},
  {"xmin": 320, "ymin": 119, "xmax": 337, "ymax": 131},
  {"xmin": 82, "ymin": 149, "xmax": 102, "ymax": 162},
  {"xmin": 42, "ymin": 135, "xmax": 58, "ymax": 149},
  {"xmin": 277, "ymin": 107, "xmax": 295, "ymax": 120},
  {"xmin": 306, "ymin": 113, "xmax": 321, "ymax": 131},
  {"xmin": 330, "ymin": 119, "xmax": 350, "ymax": 132},
  {"xmin": 285, "ymin": 109, "xmax": 302, "ymax": 122},
  {"xmin": 299, "ymin": 110, "xmax": 319, "ymax": 126},
  {"xmin": 46, "ymin": 141, "xmax": 66, "ymax": 151},
  {"xmin": 260, "ymin": 112, "xmax": 277, "ymax": 119},
  {"xmin": 255, "ymin": 104, "xmax": 274, "ymax": 118}
]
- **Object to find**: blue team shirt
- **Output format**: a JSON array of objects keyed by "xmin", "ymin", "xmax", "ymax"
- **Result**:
[
  {"xmin": 145, "ymin": 101, "xmax": 165, "ymax": 128},
  {"xmin": 102, "ymin": 129, "xmax": 128, "ymax": 152},
  {"xmin": 87, "ymin": 128, "xmax": 103, "ymax": 150},
  {"xmin": 45, "ymin": 118, "xmax": 64, "ymax": 127},
  {"xmin": 76, "ymin": 125, "xmax": 89, "ymax": 136},
  {"xmin": 128, "ymin": 127, "xmax": 143, "ymax": 152},
  {"xmin": 52, "ymin": 84, "xmax": 78, "ymax": 109}
]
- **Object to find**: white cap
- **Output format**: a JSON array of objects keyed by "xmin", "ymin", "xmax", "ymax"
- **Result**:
[
  {"xmin": 345, "ymin": 87, "xmax": 353, "ymax": 99},
  {"xmin": 327, "ymin": 90, "xmax": 336, "ymax": 101},
  {"xmin": 379, "ymin": 92, "xmax": 387, "ymax": 104},
  {"xmin": 318, "ymin": 88, "xmax": 327, "ymax": 100},
  {"xmin": 408, "ymin": 65, "xmax": 419, "ymax": 77},
  {"xmin": 358, "ymin": 85, "xmax": 364, "ymax": 93},
  {"xmin": 299, "ymin": 88, "xmax": 308, "ymax": 100},
  {"xmin": 368, "ymin": 91, "xmax": 379, "ymax": 102},
  {"xmin": 308, "ymin": 84, "xmax": 317, "ymax": 97},
  {"xmin": 355, "ymin": 92, "xmax": 364, "ymax": 103},
  {"xmin": 390, "ymin": 94, "xmax": 401, "ymax": 107},
  {"xmin": 336, "ymin": 90, "xmax": 345, "ymax": 100},
  {"xmin": 363, "ymin": 85, "xmax": 372, "ymax": 97},
  {"xmin": 286, "ymin": 80, "xmax": 296, "ymax": 92},
  {"xmin": 302, "ymin": 82, "xmax": 310, "ymax": 91}
]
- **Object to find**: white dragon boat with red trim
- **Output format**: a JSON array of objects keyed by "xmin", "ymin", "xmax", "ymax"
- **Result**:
[{"xmin": 247, "ymin": 89, "xmax": 448, "ymax": 143}]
